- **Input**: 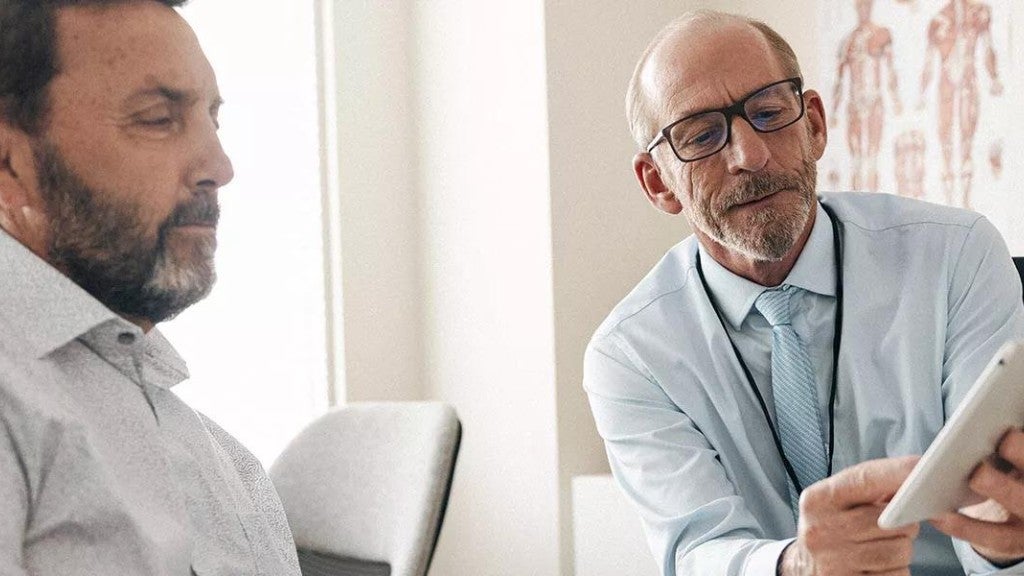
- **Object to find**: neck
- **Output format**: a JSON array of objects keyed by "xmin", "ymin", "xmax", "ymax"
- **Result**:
[
  {"xmin": 698, "ymin": 208, "xmax": 817, "ymax": 287},
  {"xmin": 123, "ymin": 315, "xmax": 155, "ymax": 334}
]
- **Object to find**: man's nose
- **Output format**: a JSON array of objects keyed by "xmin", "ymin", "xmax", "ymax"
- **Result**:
[
  {"xmin": 722, "ymin": 116, "xmax": 770, "ymax": 174},
  {"xmin": 189, "ymin": 120, "xmax": 235, "ymax": 190}
]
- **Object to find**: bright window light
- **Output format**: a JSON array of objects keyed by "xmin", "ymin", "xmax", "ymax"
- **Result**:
[{"xmin": 165, "ymin": 0, "xmax": 329, "ymax": 466}]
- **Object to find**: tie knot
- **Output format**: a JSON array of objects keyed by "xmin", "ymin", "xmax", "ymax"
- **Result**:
[{"xmin": 756, "ymin": 285, "xmax": 798, "ymax": 327}]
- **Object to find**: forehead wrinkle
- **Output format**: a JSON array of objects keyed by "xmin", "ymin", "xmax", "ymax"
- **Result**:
[{"xmin": 660, "ymin": 79, "xmax": 745, "ymax": 124}]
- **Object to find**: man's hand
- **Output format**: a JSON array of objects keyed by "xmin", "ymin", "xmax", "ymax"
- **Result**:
[
  {"xmin": 779, "ymin": 456, "xmax": 921, "ymax": 576},
  {"xmin": 931, "ymin": 428, "xmax": 1024, "ymax": 567}
]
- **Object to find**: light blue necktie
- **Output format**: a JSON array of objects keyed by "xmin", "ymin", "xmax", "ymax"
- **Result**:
[{"xmin": 755, "ymin": 285, "xmax": 828, "ymax": 510}]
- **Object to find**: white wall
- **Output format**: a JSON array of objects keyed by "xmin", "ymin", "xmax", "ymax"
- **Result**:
[
  {"xmin": 329, "ymin": 1, "xmax": 561, "ymax": 573},
  {"xmin": 411, "ymin": 2, "xmax": 561, "ymax": 573},
  {"xmin": 169, "ymin": 0, "xmax": 328, "ymax": 466}
]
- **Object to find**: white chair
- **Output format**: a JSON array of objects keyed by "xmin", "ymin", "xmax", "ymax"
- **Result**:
[{"xmin": 270, "ymin": 402, "xmax": 461, "ymax": 576}]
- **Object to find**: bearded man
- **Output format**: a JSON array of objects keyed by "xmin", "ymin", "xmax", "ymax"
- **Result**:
[
  {"xmin": 585, "ymin": 10, "xmax": 1024, "ymax": 576},
  {"xmin": 0, "ymin": 1, "xmax": 300, "ymax": 574}
]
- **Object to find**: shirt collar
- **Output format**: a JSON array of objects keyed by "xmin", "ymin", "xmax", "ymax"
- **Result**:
[
  {"xmin": 0, "ymin": 228, "xmax": 191, "ymax": 385},
  {"xmin": 699, "ymin": 201, "xmax": 836, "ymax": 329},
  {"xmin": 0, "ymin": 229, "xmax": 121, "ymax": 358}
]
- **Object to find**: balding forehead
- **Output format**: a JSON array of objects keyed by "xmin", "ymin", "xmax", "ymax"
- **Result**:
[{"xmin": 641, "ymin": 19, "xmax": 773, "ymax": 114}]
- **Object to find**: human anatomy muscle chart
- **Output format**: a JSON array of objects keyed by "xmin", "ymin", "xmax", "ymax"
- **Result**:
[
  {"xmin": 819, "ymin": 0, "xmax": 1023, "ymax": 251},
  {"xmin": 832, "ymin": 0, "xmax": 902, "ymax": 193},
  {"xmin": 919, "ymin": 0, "xmax": 1002, "ymax": 208}
]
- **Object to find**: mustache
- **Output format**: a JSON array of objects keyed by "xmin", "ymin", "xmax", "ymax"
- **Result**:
[
  {"xmin": 722, "ymin": 171, "xmax": 805, "ymax": 208},
  {"xmin": 165, "ymin": 193, "xmax": 220, "ymax": 228}
]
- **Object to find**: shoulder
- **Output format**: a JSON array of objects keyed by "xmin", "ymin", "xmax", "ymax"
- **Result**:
[
  {"xmin": 591, "ymin": 236, "xmax": 698, "ymax": 342},
  {"xmin": 820, "ymin": 192, "xmax": 983, "ymax": 234}
]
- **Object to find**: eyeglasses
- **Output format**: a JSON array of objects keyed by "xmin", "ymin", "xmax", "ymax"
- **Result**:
[{"xmin": 646, "ymin": 77, "xmax": 805, "ymax": 163}]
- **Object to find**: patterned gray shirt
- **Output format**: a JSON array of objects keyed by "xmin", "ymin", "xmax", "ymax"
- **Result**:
[{"xmin": 0, "ymin": 229, "xmax": 301, "ymax": 576}]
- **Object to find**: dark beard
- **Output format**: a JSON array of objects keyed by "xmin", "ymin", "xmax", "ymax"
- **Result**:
[{"xmin": 35, "ymin": 143, "xmax": 219, "ymax": 324}]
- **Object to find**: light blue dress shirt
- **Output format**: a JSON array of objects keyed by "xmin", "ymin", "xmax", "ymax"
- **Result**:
[{"xmin": 584, "ymin": 193, "xmax": 1024, "ymax": 575}]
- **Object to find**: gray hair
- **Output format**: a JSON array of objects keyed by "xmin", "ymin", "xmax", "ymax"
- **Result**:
[{"xmin": 625, "ymin": 10, "xmax": 802, "ymax": 150}]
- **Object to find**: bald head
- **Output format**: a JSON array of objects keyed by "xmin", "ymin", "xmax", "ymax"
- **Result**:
[{"xmin": 626, "ymin": 11, "xmax": 802, "ymax": 149}]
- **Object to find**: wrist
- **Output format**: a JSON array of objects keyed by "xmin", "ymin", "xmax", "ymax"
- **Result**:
[
  {"xmin": 776, "ymin": 542, "xmax": 792, "ymax": 576},
  {"xmin": 777, "ymin": 540, "xmax": 814, "ymax": 576}
]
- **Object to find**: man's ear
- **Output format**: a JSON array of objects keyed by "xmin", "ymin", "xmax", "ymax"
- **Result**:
[
  {"xmin": 802, "ymin": 89, "xmax": 828, "ymax": 160},
  {"xmin": 633, "ymin": 151, "xmax": 683, "ymax": 215},
  {"xmin": 0, "ymin": 118, "xmax": 47, "ymax": 250}
]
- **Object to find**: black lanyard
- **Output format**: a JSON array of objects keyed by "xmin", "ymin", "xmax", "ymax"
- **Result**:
[{"xmin": 694, "ymin": 202, "xmax": 844, "ymax": 494}]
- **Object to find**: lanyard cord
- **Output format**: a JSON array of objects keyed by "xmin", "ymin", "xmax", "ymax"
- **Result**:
[{"xmin": 694, "ymin": 202, "xmax": 844, "ymax": 494}]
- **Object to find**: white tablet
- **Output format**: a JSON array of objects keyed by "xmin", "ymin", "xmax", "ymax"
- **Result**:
[{"xmin": 877, "ymin": 340, "xmax": 1024, "ymax": 529}]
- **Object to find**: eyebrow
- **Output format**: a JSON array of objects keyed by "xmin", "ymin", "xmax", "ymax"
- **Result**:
[
  {"xmin": 125, "ymin": 85, "xmax": 224, "ymax": 110},
  {"xmin": 663, "ymin": 79, "xmax": 789, "ymax": 123}
]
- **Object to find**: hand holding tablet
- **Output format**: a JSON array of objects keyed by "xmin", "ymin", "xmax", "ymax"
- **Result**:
[{"xmin": 878, "ymin": 340, "xmax": 1024, "ymax": 530}]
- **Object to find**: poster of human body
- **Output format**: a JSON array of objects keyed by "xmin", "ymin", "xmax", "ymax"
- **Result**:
[{"xmin": 818, "ymin": 0, "xmax": 1023, "ymax": 250}]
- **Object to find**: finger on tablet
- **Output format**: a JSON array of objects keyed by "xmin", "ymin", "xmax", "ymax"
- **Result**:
[
  {"xmin": 997, "ymin": 428, "xmax": 1024, "ymax": 472},
  {"xmin": 969, "ymin": 461, "xmax": 1024, "ymax": 518},
  {"xmin": 930, "ymin": 512, "xmax": 1024, "ymax": 565}
]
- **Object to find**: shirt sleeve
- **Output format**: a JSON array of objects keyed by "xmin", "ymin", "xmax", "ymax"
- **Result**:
[
  {"xmin": 0, "ymin": 415, "xmax": 30, "ymax": 576},
  {"xmin": 584, "ymin": 333, "xmax": 789, "ymax": 576},
  {"xmin": 941, "ymin": 215, "xmax": 1024, "ymax": 408},
  {"xmin": 940, "ymin": 216, "xmax": 1024, "ymax": 574}
]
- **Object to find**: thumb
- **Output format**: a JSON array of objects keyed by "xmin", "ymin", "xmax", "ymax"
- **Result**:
[{"xmin": 817, "ymin": 456, "xmax": 919, "ymax": 511}]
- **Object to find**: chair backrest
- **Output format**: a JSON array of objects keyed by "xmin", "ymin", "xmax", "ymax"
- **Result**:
[
  {"xmin": 270, "ymin": 402, "xmax": 462, "ymax": 576},
  {"xmin": 1013, "ymin": 257, "xmax": 1024, "ymax": 306}
]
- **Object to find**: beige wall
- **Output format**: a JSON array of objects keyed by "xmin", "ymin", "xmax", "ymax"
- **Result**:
[
  {"xmin": 329, "ymin": 1, "xmax": 423, "ymax": 403},
  {"xmin": 545, "ymin": 2, "xmax": 719, "ymax": 573},
  {"xmin": 325, "ymin": 1, "xmax": 820, "ymax": 574}
]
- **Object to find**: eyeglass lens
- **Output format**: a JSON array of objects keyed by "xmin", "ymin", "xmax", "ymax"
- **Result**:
[{"xmin": 668, "ymin": 80, "xmax": 803, "ymax": 161}]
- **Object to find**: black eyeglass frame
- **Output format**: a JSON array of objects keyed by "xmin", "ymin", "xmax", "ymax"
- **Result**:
[{"xmin": 646, "ymin": 77, "xmax": 806, "ymax": 163}]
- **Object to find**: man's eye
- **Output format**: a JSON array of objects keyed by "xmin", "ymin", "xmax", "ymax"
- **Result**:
[
  {"xmin": 684, "ymin": 126, "xmax": 722, "ymax": 147},
  {"xmin": 137, "ymin": 117, "xmax": 174, "ymax": 127},
  {"xmin": 751, "ymin": 108, "xmax": 783, "ymax": 122},
  {"xmin": 689, "ymin": 132, "xmax": 714, "ymax": 145}
]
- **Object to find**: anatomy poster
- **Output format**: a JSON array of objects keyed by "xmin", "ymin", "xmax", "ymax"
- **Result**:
[{"xmin": 818, "ymin": 0, "xmax": 1023, "ymax": 251}]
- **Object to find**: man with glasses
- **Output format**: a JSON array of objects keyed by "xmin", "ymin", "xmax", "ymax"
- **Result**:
[{"xmin": 585, "ymin": 10, "xmax": 1024, "ymax": 576}]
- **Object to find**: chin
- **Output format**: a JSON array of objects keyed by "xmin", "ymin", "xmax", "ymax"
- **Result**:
[
  {"xmin": 722, "ymin": 203, "xmax": 811, "ymax": 262},
  {"xmin": 137, "ymin": 245, "xmax": 218, "ymax": 322}
]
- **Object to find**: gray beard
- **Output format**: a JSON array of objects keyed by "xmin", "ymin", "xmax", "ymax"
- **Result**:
[
  {"xmin": 692, "ymin": 157, "xmax": 817, "ymax": 262},
  {"xmin": 35, "ymin": 142, "xmax": 219, "ymax": 324}
]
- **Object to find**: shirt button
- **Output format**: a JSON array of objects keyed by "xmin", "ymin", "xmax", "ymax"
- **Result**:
[{"xmin": 117, "ymin": 332, "xmax": 137, "ymax": 345}]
